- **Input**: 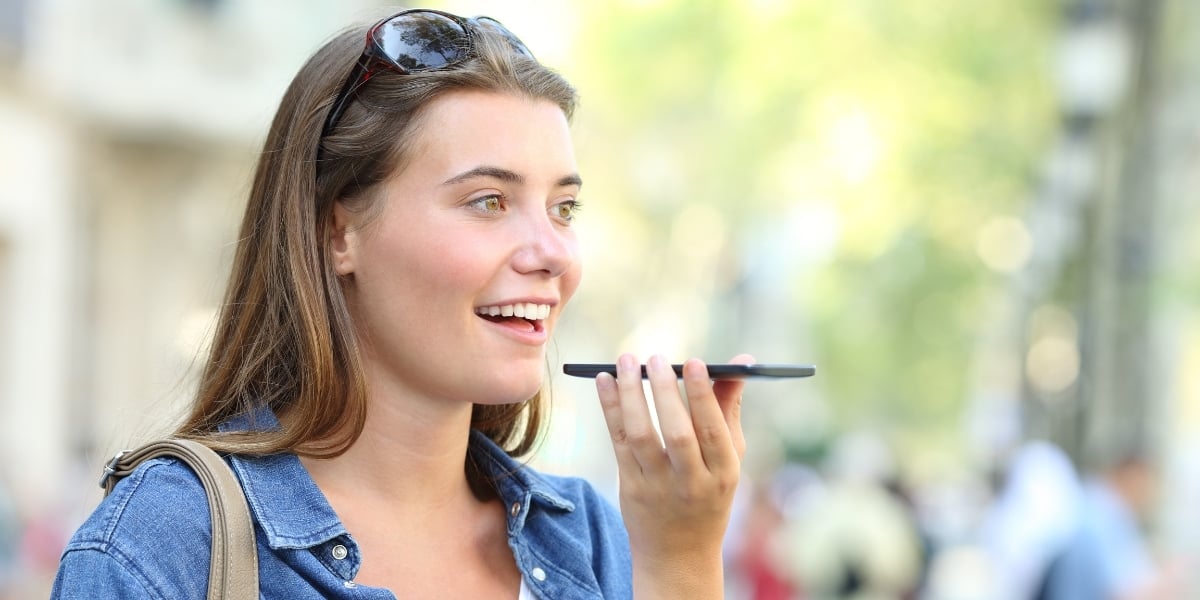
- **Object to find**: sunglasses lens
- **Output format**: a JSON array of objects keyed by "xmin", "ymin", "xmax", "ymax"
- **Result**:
[
  {"xmin": 324, "ymin": 11, "xmax": 537, "ymax": 138},
  {"xmin": 372, "ymin": 11, "xmax": 471, "ymax": 71},
  {"xmin": 472, "ymin": 16, "xmax": 535, "ymax": 60}
]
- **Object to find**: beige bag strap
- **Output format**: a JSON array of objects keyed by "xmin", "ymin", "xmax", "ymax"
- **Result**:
[{"xmin": 100, "ymin": 439, "xmax": 259, "ymax": 600}]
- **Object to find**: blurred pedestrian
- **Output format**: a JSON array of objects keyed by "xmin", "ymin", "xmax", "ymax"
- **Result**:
[
  {"xmin": 1036, "ymin": 447, "xmax": 1180, "ymax": 600},
  {"xmin": 0, "ymin": 480, "xmax": 17, "ymax": 599},
  {"xmin": 776, "ymin": 433, "xmax": 923, "ymax": 599},
  {"xmin": 729, "ymin": 477, "xmax": 801, "ymax": 600},
  {"xmin": 977, "ymin": 440, "xmax": 1081, "ymax": 600}
]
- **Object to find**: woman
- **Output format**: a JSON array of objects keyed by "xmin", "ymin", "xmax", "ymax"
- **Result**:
[{"xmin": 51, "ymin": 9, "xmax": 750, "ymax": 599}]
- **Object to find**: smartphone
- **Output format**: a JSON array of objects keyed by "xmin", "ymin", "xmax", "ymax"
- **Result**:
[{"xmin": 562, "ymin": 363, "xmax": 816, "ymax": 380}]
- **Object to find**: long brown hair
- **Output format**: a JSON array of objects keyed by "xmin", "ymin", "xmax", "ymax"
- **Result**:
[{"xmin": 174, "ymin": 18, "xmax": 577, "ymax": 466}]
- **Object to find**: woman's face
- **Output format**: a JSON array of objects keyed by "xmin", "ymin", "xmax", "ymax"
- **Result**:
[{"xmin": 331, "ymin": 90, "xmax": 582, "ymax": 407}]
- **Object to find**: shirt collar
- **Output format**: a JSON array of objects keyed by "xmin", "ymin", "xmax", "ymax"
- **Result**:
[
  {"xmin": 221, "ymin": 409, "xmax": 346, "ymax": 550},
  {"xmin": 218, "ymin": 407, "xmax": 574, "ymax": 551},
  {"xmin": 468, "ymin": 428, "xmax": 576, "ymax": 514}
]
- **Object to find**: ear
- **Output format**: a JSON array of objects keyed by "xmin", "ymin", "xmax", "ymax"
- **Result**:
[{"xmin": 329, "ymin": 201, "xmax": 358, "ymax": 276}]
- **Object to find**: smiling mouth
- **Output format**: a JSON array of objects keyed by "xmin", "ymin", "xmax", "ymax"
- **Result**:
[{"xmin": 475, "ymin": 303, "xmax": 550, "ymax": 334}]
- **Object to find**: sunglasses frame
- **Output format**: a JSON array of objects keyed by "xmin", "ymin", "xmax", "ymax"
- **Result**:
[{"xmin": 321, "ymin": 9, "xmax": 532, "ymax": 139}]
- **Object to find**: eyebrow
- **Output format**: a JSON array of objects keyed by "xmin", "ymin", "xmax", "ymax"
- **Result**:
[{"xmin": 442, "ymin": 165, "xmax": 583, "ymax": 188}]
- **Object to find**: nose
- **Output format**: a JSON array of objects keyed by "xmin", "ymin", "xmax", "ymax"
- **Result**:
[{"xmin": 511, "ymin": 210, "xmax": 577, "ymax": 278}]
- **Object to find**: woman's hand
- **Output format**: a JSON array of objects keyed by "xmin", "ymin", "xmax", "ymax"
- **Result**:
[{"xmin": 596, "ymin": 352, "xmax": 753, "ymax": 600}]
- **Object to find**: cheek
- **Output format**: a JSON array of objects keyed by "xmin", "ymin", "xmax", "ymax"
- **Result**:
[
  {"xmin": 562, "ymin": 257, "xmax": 583, "ymax": 304},
  {"xmin": 402, "ymin": 240, "xmax": 488, "ymax": 303},
  {"xmin": 427, "ymin": 232, "xmax": 497, "ymax": 279},
  {"xmin": 353, "ymin": 227, "xmax": 468, "ymax": 303}
]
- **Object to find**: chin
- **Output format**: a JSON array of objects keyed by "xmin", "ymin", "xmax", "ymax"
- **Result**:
[
  {"xmin": 462, "ymin": 356, "xmax": 546, "ymax": 404},
  {"xmin": 486, "ymin": 383, "xmax": 543, "ymax": 406},
  {"xmin": 478, "ymin": 375, "xmax": 544, "ymax": 406}
]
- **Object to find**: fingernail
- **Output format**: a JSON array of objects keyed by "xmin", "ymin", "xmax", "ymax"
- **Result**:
[
  {"xmin": 617, "ymin": 354, "xmax": 637, "ymax": 371},
  {"xmin": 595, "ymin": 372, "xmax": 616, "ymax": 391}
]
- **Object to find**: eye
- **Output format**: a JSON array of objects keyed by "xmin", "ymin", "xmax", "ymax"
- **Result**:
[
  {"xmin": 551, "ymin": 200, "xmax": 582, "ymax": 223},
  {"xmin": 468, "ymin": 194, "xmax": 505, "ymax": 214}
]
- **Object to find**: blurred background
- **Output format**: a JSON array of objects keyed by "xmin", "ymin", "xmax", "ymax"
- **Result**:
[{"xmin": 1, "ymin": 0, "xmax": 1197, "ymax": 598}]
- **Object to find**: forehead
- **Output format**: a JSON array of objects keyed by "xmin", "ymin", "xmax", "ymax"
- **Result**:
[{"xmin": 400, "ymin": 90, "xmax": 575, "ymax": 176}]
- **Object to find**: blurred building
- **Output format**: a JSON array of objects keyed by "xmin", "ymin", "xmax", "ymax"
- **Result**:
[{"xmin": 0, "ymin": 0, "xmax": 390, "ymax": 520}]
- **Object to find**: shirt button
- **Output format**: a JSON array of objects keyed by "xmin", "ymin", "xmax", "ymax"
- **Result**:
[
  {"xmin": 510, "ymin": 502, "xmax": 521, "ymax": 517},
  {"xmin": 531, "ymin": 567, "xmax": 547, "ymax": 582},
  {"xmin": 331, "ymin": 544, "xmax": 349, "ymax": 560}
]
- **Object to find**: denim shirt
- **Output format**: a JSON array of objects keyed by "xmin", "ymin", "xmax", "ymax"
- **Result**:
[{"xmin": 51, "ymin": 411, "xmax": 632, "ymax": 599}]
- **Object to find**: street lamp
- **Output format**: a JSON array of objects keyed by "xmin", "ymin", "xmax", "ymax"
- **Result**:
[
  {"xmin": 1019, "ymin": 0, "xmax": 1134, "ymax": 457},
  {"xmin": 1054, "ymin": 0, "xmax": 1132, "ymax": 125}
]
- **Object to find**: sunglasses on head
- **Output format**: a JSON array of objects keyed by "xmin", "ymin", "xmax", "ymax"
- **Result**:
[{"xmin": 321, "ymin": 9, "xmax": 534, "ymax": 138}]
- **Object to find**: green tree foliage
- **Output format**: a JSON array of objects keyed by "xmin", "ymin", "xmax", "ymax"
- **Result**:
[{"xmin": 567, "ymin": 0, "xmax": 1058, "ymax": 455}]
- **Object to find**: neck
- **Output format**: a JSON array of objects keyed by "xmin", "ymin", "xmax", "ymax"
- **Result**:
[{"xmin": 301, "ymin": 376, "xmax": 481, "ymax": 511}]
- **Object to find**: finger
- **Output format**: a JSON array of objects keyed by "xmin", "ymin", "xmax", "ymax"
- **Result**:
[
  {"xmin": 596, "ymin": 371, "xmax": 640, "ymax": 471},
  {"xmin": 682, "ymin": 358, "xmax": 739, "ymax": 473},
  {"xmin": 712, "ymin": 354, "xmax": 754, "ymax": 459},
  {"xmin": 615, "ymin": 353, "xmax": 668, "ymax": 471},
  {"xmin": 645, "ymin": 354, "xmax": 704, "ymax": 474}
]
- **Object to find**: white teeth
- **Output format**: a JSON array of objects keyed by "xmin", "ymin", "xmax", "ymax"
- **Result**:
[{"xmin": 476, "ymin": 303, "xmax": 552, "ymax": 321}]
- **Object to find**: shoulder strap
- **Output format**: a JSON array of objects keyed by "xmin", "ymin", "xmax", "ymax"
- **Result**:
[{"xmin": 100, "ymin": 439, "xmax": 260, "ymax": 600}]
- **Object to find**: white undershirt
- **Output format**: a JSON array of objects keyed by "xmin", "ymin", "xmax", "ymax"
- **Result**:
[{"xmin": 518, "ymin": 579, "xmax": 534, "ymax": 600}]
